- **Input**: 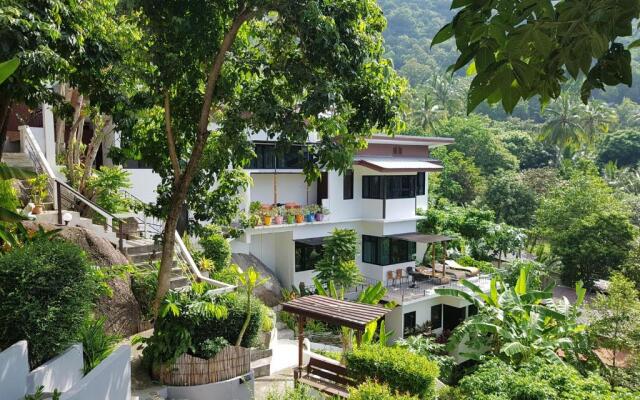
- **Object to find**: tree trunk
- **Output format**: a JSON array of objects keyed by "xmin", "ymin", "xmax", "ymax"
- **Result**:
[{"xmin": 235, "ymin": 291, "xmax": 252, "ymax": 346}]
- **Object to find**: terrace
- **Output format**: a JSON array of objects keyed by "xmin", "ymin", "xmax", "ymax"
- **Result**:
[{"xmin": 384, "ymin": 274, "xmax": 493, "ymax": 304}]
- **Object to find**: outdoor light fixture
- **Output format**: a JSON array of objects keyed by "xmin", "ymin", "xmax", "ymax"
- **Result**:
[{"xmin": 62, "ymin": 212, "xmax": 73, "ymax": 226}]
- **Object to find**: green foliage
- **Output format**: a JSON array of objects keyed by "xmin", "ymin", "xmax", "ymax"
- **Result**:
[
  {"xmin": 199, "ymin": 225, "xmax": 232, "ymax": 271},
  {"xmin": 436, "ymin": 0, "xmax": 640, "ymax": 111},
  {"xmin": 23, "ymin": 386, "xmax": 61, "ymax": 400},
  {"xmin": 455, "ymin": 256, "xmax": 495, "ymax": 274},
  {"xmin": 499, "ymin": 259, "xmax": 556, "ymax": 290},
  {"xmin": 0, "ymin": 239, "xmax": 99, "ymax": 368},
  {"xmin": 233, "ymin": 266, "xmax": 269, "ymax": 346},
  {"xmin": 395, "ymin": 335, "xmax": 457, "ymax": 385},
  {"xmin": 448, "ymin": 358, "xmax": 639, "ymax": 400},
  {"xmin": 349, "ymin": 381, "xmax": 419, "ymax": 400},
  {"xmin": 589, "ymin": 273, "xmax": 640, "ymax": 389},
  {"xmin": 315, "ymin": 229, "xmax": 361, "ymax": 290},
  {"xmin": 27, "ymin": 174, "xmax": 49, "ymax": 205},
  {"xmin": 483, "ymin": 172, "xmax": 537, "ymax": 227},
  {"xmin": 196, "ymin": 337, "xmax": 229, "ymax": 359},
  {"xmin": 536, "ymin": 170, "xmax": 635, "ymax": 286},
  {"xmin": 598, "ymin": 129, "xmax": 640, "ymax": 168},
  {"xmin": 419, "ymin": 203, "xmax": 494, "ymax": 244},
  {"xmin": 130, "ymin": 264, "xmax": 159, "ymax": 320},
  {"xmin": 0, "ymin": 177, "xmax": 19, "ymax": 228},
  {"xmin": 265, "ymin": 385, "xmax": 315, "ymax": 400},
  {"xmin": 87, "ymin": 166, "xmax": 132, "ymax": 216},
  {"xmin": 501, "ymin": 130, "xmax": 556, "ymax": 170},
  {"xmin": 434, "ymin": 150, "xmax": 485, "ymax": 205},
  {"xmin": 435, "ymin": 268, "xmax": 588, "ymax": 367},
  {"xmin": 345, "ymin": 344, "xmax": 439, "ymax": 399},
  {"xmin": 78, "ymin": 317, "xmax": 121, "ymax": 374},
  {"xmin": 0, "ymin": 58, "xmax": 19, "ymax": 84}
]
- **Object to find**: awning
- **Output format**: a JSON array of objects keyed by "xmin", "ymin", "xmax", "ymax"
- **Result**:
[
  {"xmin": 389, "ymin": 232, "xmax": 452, "ymax": 243},
  {"xmin": 354, "ymin": 157, "xmax": 443, "ymax": 172},
  {"xmin": 294, "ymin": 237, "xmax": 328, "ymax": 246}
]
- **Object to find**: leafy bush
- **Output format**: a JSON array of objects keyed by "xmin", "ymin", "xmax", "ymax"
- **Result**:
[
  {"xmin": 130, "ymin": 263, "xmax": 159, "ymax": 320},
  {"xmin": 265, "ymin": 385, "xmax": 315, "ymax": 400},
  {"xmin": 395, "ymin": 336, "xmax": 456, "ymax": 385},
  {"xmin": 0, "ymin": 239, "xmax": 99, "ymax": 368},
  {"xmin": 349, "ymin": 381, "xmax": 419, "ymax": 400},
  {"xmin": 455, "ymin": 255, "xmax": 495, "ymax": 273},
  {"xmin": 315, "ymin": 228, "xmax": 361, "ymax": 289},
  {"xmin": 345, "ymin": 344, "xmax": 439, "ymax": 399},
  {"xmin": 500, "ymin": 259, "xmax": 556, "ymax": 289},
  {"xmin": 449, "ymin": 358, "xmax": 640, "ymax": 400},
  {"xmin": 79, "ymin": 317, "xmax": 121, "ymax": 373},
  {"xmin": 199, "ymin": 224, "xmax": 231, "ymax": 270},
  {"xmin": 196, "ymin": 337, "xmax": 229, "ymax": 359}
]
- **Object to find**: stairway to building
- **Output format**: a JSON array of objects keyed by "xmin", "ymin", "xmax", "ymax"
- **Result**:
[
  {"xmin": 124, "ymin": 241, "xmax": 190, "ymax": 290},
  {"xmin": 1, "ymin": 152, "xmax": 35, "ymax": 171}
]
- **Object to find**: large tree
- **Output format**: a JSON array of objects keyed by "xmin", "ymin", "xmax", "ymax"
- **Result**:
[
  {"xmin": 120, "ymin": 0, "xmax": 404, "ymax": 313},
  {"xmin": 433, "ymin": 0, "xmax": 640, "ymax": 113}
]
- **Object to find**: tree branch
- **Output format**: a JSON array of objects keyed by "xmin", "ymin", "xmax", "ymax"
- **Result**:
[{"xmin": 164, "ymin": 91, "xmax": 181, "ymax": 182}]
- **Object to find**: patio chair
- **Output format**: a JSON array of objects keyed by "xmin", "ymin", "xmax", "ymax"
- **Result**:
[
  {"xmin": 445, "ymin": 259, "xmax": 480, "ymax": 277},
  {"xmin": 386, "ymin": 270, "xmax": 395, "ymax": 286},
  {"xmin": 395, "ymin": 269, "xmax": 405, "ymax": 284}
]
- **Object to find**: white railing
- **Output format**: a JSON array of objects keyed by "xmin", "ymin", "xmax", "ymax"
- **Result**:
[{"xmin": 19, "ymin": 125, "xmax": 57, "ymax": 208}]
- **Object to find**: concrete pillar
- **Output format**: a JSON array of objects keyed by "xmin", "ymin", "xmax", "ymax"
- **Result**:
[{"xmin": 42, "ymin": 104, "xmax": 56, "ymax": 167}]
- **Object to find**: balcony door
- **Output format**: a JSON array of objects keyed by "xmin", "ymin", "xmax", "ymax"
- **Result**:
[{"xmin": 316, "ymin": 171, "xmax": 328, "ymax": 205}]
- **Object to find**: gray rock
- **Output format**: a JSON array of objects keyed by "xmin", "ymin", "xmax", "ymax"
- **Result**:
[{"xmin": 231, "ymin": 253, "xmax": 283, "ymax": 307}]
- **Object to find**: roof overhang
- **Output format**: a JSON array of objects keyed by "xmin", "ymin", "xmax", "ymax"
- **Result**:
[
  {"xmin": 294, "ymin": 237, "xmax": 327, "ymax": 246},
  {"xmin": 388, "ymin": 232, "xmax": 453, "ymax": 243},
  {"xmin": 354, "ymin": 157, "xmax": 444, "ymax": 173},
  {"xmin": 368, "ymin": 134, "xmax": 455, "ymax": 148}
]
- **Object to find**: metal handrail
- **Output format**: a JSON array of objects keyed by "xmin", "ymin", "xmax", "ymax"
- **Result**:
[{"xmin": 19, "ymin": 125, "xmax": 57, "ymax": 208}]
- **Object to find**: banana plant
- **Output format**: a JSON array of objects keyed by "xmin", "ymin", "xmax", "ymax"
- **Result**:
[{"xmin": 435, "ymin": 267, "xmax": 587, "ymax": 366}]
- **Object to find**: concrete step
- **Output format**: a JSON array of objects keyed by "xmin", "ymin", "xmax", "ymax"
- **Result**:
[
  {"xmin": 250, "ymin": 357, "xmax": 271, "ymax": 378},
  {"xmin": 129, "ymin": 251, "xmax": 161, "ymax": 264},
  {"xmin": 170, "ymin": 276, "xmax": 190, "ymax": 290},
  {"xmin": 2, "ymin": 153, "xmax": 34, "ymax": 170}
]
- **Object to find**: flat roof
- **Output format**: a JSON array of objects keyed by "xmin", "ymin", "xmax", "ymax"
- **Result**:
[
  {"xmin": 281, "ymin": 295, "xmax": 391, "ymax": 330},
  {"xmin": 389, "ymin": 232, "xmax": 453, "ymax": 243},
  {"xmin": 354, "ymin": 157, "xmax": 444, "ymax": 172},
  {"xmin": 368, "ymin": 134, "xmax": 455, "ymax": 147}
]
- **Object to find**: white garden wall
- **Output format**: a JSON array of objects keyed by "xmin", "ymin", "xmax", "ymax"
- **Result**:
[
  {"xmin": 0, "ymin": 341, "xmax": 29, "ymax": 400},
  {"xmin": 27, "ymin": 344, "xmax": 83, "ymax": 394}
]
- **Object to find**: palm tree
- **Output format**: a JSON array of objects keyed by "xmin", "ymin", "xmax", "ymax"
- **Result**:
[
  {"xmin": 435, "ymin": 267, "xmax": 588, "ymax": 366},
  {"xmin": 234, "ymin": 266, "xmax": 269, "ymax": 346},
  {"xmin": 579, "ymin": 100, "xmax": 617, "ymax": 146},
  {"xmin": 428, "ymin": 74, "xmax": 463, "ymax": 115},
  {"xmin": 540, "ymin": 94, "xmax": 585, "ymax": 157},
  {"xmin": 411, "ymin": 92, "xmax": 447, "ymax": 133}
]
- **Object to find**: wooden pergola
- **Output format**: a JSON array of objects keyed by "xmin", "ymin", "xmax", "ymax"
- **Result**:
[{"xmin": 281, "ymin": 295, "xmax": 391, "ymax": 370}]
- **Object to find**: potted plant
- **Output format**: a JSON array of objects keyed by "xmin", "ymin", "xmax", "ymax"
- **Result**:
[
  {"xmin": 315, "ymin": 206, "xmax": 330, "ymax": 221},
  {"xmin": 286, "ymin": 209, "xmax": 296, "ymax": 224},
  {"xmin": 273, "ymin": 206, "xmax": 284, "ymax": 225},
  {"xmin": 28, "ymin": 174, "xmax": 49, "ymax": 215},
  {"xmin": 304, "ymin": 205, "xmax": 318, "ymax": 222},
  {"xmin": 261, "ymin": 208, "xmax": 273, "ymax": 226},
  {"xmin": 293, "ymin": 207, "xmax": 304, "ymax": 224},
  {"xmin": 248, "ymin": 201, "xmax": 262, "ymax": 226}
]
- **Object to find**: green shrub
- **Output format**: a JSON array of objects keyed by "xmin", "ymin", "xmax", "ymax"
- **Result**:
[
  {"xmin": 196, "ymin": 337, "xmax": 229, "ymax": 359},
  {"xmin": 456, "ymin": 255, "xmax": 495, "ymax": 273},
  {"xmin": 395, "ymin": 336, "xmax": 457, "ymax": 385},
  {"xmin": 345, "ymin": 344, "xmax": 439, "ymax": 399},
  {"xmin": 453, "ymin": 358, "xmax": 640, "ymax": 400},
  {"xmin": 0, "ymin": 239, "xmax": 99, "ymax": 368},
  {"xmin": 199, "ymin": 224, "xmax": 231, "ymax": 270},
  {"xmin": 349, "ymin": 381, "xmax": 419, "ymax": 400},
  {"xmin": 0, "ymin": 179, "xmax": 19, "ymax": 219},
  {"xmin": 79, "ymin": 317, "xmax": 121, "ymax": 373},
  {"xmin": 265, "ymin": 385, "xmax": 315, "ymax": 400},
  {"xmin": 130, "ymin": 263, "xmax": 159, "ymax": 320},
  {"xmin": 191, "ymin": 291, "xmax": 264, "ymax": 348}
]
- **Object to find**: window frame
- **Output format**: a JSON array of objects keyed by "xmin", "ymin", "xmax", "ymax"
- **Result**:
[
  {"xmin": 361, "ymin": 235, "xmax": 416, "ymax": 266},
  {"xmin": 295, "ymin": 241, "xmax": 324, "ymax": 272},
  {"xmin": 343, "ymin": 169, "xmax": 354, "ymax": 200},
  {"xmin": 431, "ymin": 304, "xmax": 443, "ymax": 330}
]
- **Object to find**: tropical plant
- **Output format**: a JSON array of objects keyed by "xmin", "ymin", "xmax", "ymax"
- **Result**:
[
  {"xmin": 411, "ymin": 91, "xmax": 447, "ymax": 133},
  {"xmin": 23, "ymin": 386, "xmax": 61, "ymax": 400},
  {"xmin": 349, "ymin": 380, "xmax": 419, "ymax": 400},
  {"xmin": 0, "ymin": 58, "xmax": 19, "ymax": 84},
  {"xmin": 540, "ymin": 94, "xmax": 586, "ymax": 154},
  {"xmin": 196, "ymin": 337, "xmax": 229, "ymax": 359},
  {"xmin": 315, "ymin": 229, "xmax": 361, "ymax": 290},
  {"xmin": 199, "ymin": 224, "xmax": 232, "ymax": 270},
  {"xmin": 28, "ymin": 174, "xmax": 49, "ymax": 206},
  {"xmin": 396, "ymin": 335, "xmax": 457, "ymax": 385},
  {"xmin": 234, "ymin": 266, "xmax": 269, "ymax": 347},
  {"xmin": 435, "ymin": 267, "xmax": 588, "ymax": 366},
  {"xmin": 78, "ymin": 317, "xmax": 121, "ymax": 373}
]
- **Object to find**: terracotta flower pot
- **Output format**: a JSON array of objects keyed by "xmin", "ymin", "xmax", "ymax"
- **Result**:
[
  {"xmin": 32, "ymin": 205, "xmax": 43, "ymax": 215},
  {"xmin": 295, "ymin": 214, "xmax": 304, "ymax": 223}
]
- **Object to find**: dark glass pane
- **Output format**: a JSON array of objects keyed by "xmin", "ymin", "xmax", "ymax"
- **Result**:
[
  {"xmin": 363, "ymin": 176, "xmax": 382, "ymax": 199},
  {"xmin": 431, "ymin": 304, "xmax": 442, "ymax": 329},
  {"xmin": 343, "ymin": 170, "xmax": 354, "ymax": 200},
  {"xmin": 417, "ymin": 172, "xmax": 426, "ymax": 195},
  {"xmin": 362, "ymin": 235, "xmax": 376, "ymax": 264},
  {"xmin": 379, "ymin": 237, "xmax": 390, "ymax": 265},
  {"xmin": 295, "ymin": 242, "xmax": 323, "ymax": 272},
  {"xmin": 385, "ymin": 175, "xmax": 416, "ymax": 199},
  {"xmin": 468, "ymin": 304, "xmax": 478, "ymax": 317},
  {"xmin": 404, "ymin": 311, "xmax": 416, "ymax": 335}
]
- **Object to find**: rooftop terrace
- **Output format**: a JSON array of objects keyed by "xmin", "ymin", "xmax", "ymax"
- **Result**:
[{"xmin": 383, "ymin": 274, "xmax": 493, "ymax": 304}]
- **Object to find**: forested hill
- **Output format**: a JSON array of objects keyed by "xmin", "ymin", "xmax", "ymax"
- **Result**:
[{"xmin": 378, "ymin": 0, "xmax": 640, "ymax": 104}]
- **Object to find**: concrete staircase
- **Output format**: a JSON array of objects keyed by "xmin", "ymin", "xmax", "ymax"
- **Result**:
[
  {"xmin": 124, "ymin": 241, "xmax": 190, "ymax": 290},
  {"xmin": 1, "ymin": 152, "xmax": 34, "ymax": 171}
]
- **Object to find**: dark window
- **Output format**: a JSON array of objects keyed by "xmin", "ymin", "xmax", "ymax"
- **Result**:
[
  {"xmin": 416, "ymin": 172, "xmax": 426, "ymax": 196},
  {"xmin": 343, "ymin": 170, "xmax": 354, "ymax": 200},
  {"xmin": 295, "ymin": 242, "xmax": 323, "ymax": 272},
  {"xmin": 362, "ymin": 176, "xmax": 382, "ymax": 199},
  {"xmin": 443, "ymin": 305, "xmax": 467, "ymax": 331},
  {"xmin": 363, "ymin": 175, "xmax": 419, "ymax": 199},
  {"xmin": 431, "ymin": 304, "xmax": 443, "ymax": 330},
  {"xmin": 468, "ymin": 304, "xmax": 478, "ymax": 317},
  {"xmin": 403, "ymin": 311, "xmax": 416, "ymax": 335},
  {"xmin": 250, "ymin": 143, "xmax": 307, "ymax": 169},
  {"xmin": 362, "ymin": 235, "xmax": 416, "ymax": 266}
]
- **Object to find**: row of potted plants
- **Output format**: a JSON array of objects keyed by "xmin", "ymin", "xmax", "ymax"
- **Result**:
[{"xmin": 251, "ymin": 202, "xmax": 330, "ymax": 226}]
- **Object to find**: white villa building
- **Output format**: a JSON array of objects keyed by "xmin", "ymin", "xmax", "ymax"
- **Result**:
[{"xmin": 6, "ymin": 104, "xmax": 489, "ymax": 343}]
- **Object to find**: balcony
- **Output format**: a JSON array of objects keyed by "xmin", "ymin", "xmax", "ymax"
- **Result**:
[{"xmin": 384, "ymin": 274, "xmax": 493, "ymax": 304}]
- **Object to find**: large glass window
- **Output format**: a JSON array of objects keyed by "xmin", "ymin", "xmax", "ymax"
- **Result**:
[
  {"xmin": 362, "ymin": 235, "xmax": 416, "ymax": 266},
  {"xmin": 295, "ymin": 242, "xmax": 323, "ymax": 272},
  {"xmin": 431, "ymin": 304, "xmax": 443, "ymax": 330},
  {"xmin": 343, "ymin": 169, "xmax": 354, "ymax": 200},
  {"xmin": 404, "ymin": 311, "xmax": 416, "ymax": 335},
  {"xmin": 250, "ymin": 143, "xmax": 307, "ymax": 169},
  {"xmin": 362, "ymin": 175, "xmax": 421, "ymax": 199}
]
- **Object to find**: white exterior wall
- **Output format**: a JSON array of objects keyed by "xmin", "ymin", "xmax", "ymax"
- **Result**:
[
  {"xmin": 249, "ymin": 173, "xmax": 316, "ymax": 206},
  {"xmin": 27, "ymin": 344, "xmax": 83, "ymax": 394},
  {"xmin": 0, "ymin": 341, "xmax": 29, "ymax": 400},
  {"xmin": 126, "ymin": 169, "xmax": 162, "ymax": 204}
]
